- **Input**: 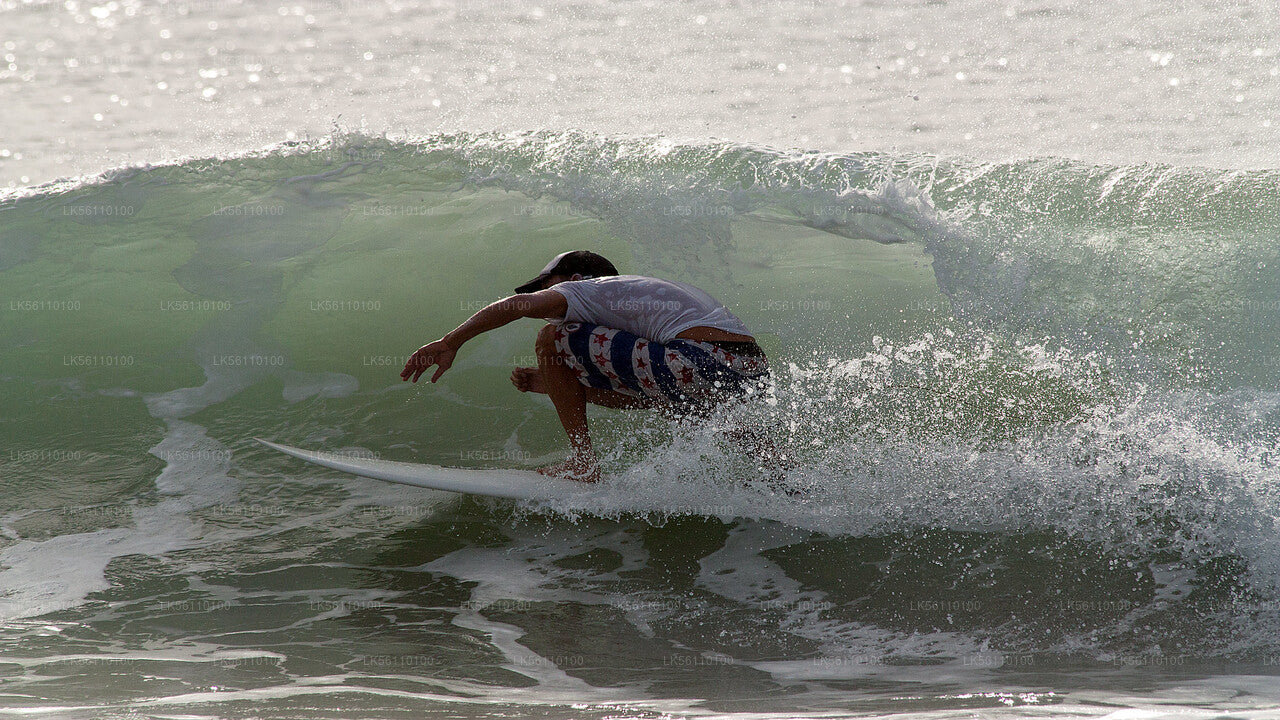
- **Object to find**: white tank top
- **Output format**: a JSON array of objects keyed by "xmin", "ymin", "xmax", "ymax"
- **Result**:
[{"xmin": 549, "ymin": 275, "xmax": 752, "ymax": 343}]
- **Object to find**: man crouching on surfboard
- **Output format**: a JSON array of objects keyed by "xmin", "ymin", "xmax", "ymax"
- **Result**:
[{"xmin": 400, "ymin": 250, "xmax": 769, "ymax": 482}]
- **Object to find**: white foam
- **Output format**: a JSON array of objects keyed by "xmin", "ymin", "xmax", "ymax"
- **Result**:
[
  {"xmin": 422, "ymin": 528, "xmax": 653, "ymax": 702},
  {"xmin": 0, "ymin": 419, "xmax": 242, "ymax": 621}
]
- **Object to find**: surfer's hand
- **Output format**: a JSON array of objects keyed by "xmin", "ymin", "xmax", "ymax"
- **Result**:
[{"xmin": 401, "ymin": 339, "xmax": 455, "ymax": 383}]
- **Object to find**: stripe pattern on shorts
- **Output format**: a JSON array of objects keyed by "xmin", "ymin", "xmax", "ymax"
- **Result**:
[{"xmin": 551, "ymin": 322, "xmax": 768, "ymax": 405}]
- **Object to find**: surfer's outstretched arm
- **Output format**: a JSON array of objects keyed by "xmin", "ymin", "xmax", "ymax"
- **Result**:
[{"xmin": 400, "ymin": 290, "xmax": 568, "ymax": 383}]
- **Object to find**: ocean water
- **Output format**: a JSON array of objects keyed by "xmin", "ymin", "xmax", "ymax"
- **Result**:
[{"xmin": 4, "ymin": 1, "xmax": 1280, "ymax": 718}]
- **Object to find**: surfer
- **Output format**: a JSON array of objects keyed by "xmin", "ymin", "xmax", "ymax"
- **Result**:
[{"xmin": 401, "ymin": 250, "xmax": 770, "ymax": 482}]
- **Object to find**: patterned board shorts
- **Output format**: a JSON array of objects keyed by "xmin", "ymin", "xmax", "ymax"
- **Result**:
[{"xmin": 551, "ymin": 322, "xmax": 769, "ymax": 406}]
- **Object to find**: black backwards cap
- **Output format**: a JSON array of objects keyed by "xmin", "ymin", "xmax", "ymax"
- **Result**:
[{"xmin": 514, "ymin": 250, "xmax": 619, "ymax": 293}]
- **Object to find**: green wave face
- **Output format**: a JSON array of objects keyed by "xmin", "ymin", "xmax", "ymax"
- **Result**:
[
  {"xmin": 3, "ymin": 131, "xmax": 1280, "ymax": 663},
  {"xmin": 0, "ymin": 132, "xmax": 954, "ymax": 481}
]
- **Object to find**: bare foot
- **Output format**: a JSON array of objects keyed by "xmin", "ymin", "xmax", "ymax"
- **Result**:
[
  {"xmin": 510, "ymin": 366, "xmax": 547, "ymax": 394},
  {"xmin": 537, "ymin": 454, "xmax": 601, "ymax": 483}
]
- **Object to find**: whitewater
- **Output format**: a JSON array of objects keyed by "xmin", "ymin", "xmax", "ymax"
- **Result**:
[{"xmin": 3, "ymin": 1, "xmax": 1280, "ymax": 719}]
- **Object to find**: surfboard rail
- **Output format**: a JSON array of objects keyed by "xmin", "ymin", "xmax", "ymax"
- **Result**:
[{"xmin": 255, "ymin": 438, "xmax": 597, "ymax": 500}]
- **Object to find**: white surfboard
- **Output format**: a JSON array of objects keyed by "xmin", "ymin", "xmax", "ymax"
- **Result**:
[{"xmin": 255, "ymin": 438, "xmax": 597, "ymax": 500}]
